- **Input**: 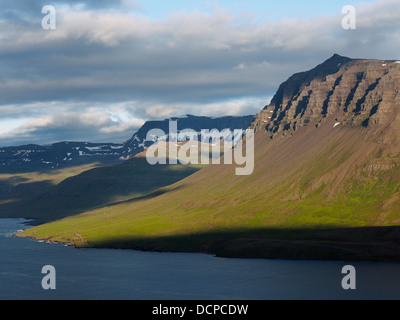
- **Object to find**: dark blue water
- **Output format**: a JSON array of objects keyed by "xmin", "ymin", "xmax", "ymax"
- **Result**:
[{"xmin": 1, "ymin": 218, "xmax": 400, "ymax": 300}]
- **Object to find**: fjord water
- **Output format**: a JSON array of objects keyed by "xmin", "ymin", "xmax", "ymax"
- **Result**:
[{"xmin": 1, "ymin": 219, "xmax": 400, "ymax": 300}]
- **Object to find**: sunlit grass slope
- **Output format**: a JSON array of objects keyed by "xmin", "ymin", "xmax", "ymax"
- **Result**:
[{"xmin": 19, "ymin": 121, "xmax": 400, "ymax": 261}]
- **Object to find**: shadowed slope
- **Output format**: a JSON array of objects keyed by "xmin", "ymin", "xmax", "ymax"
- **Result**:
[{"xmin": 2, "ymin": 157, "xmax": 202, "ymax": 224}]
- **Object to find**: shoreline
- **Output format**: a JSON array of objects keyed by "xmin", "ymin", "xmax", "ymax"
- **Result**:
[{"xmin": 14, "ymin": 223, "xmax": 400, "ymax": 263}]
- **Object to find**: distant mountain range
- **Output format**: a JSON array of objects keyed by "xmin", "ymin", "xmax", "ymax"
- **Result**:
[{"xmin": 0, "ymin": 114, "xmax": 255, "ymax": 173}]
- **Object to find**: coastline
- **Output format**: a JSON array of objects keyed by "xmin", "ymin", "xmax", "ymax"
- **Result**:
[{"xmin": 15, "ymin": 224, "xmax": 400, "ymax": 263}]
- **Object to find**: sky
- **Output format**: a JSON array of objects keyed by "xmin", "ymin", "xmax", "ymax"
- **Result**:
[{"xmin": 0, "ymin": 0, "xmax": 399, "ymax": 147}]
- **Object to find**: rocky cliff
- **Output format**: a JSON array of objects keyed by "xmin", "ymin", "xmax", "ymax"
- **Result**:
[{"xmin": 252, "ymin": 54, "xmax": 400, "ymax": 147}]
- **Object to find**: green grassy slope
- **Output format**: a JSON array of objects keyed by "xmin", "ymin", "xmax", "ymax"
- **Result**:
[
  {"xmin": 0, "ymin": 163, "xmax": 101, "ymax": 216},
  {"xmin": 18, "ymin": 119, "xmax": 400, "ymax": 261},
  {"xmin": 2, "ymin": 157, "xmax": 202, "ymax": 223}
]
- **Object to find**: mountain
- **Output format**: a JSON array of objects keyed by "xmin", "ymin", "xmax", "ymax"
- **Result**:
[
  {"xmin": 0, "ymin": 114, "xmax": 254, "ymax": 173},
  {"xmin": 252, "ymin": 53, "xmax": 400, "ymax": 139},
  {"xmin": 18, "ymin": 55, "xmax": 400, "ymax": 261},
  {"xmin": 0, "ymin": 142, "xmax": 124, "ymax": 173},
  {"xmin": 1, "ymin": 156, "xmax": 203, "ymax": 224}
]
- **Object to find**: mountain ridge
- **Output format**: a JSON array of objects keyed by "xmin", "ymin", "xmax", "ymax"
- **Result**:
[
  {"xmin": 252, "ymin": 54, "xmax": 400, "ymax": 146},
  {"xmin": 0, "ymin": 114, "xmax": 254, "ymax": 173}
]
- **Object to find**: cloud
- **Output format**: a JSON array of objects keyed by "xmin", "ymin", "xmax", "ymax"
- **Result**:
[
  {"xmin": 129, "ymin": 97, "xmax": 268, "ymax": 120},
  {"xmin": 0, "ymin": 97, "xmax": 262, "ymax": 146},
  {"xmin": 0, "ymin": 0, "xmax": 400, "ymax": 146},
  {"xmin": 0, "ymin": 104, "xmax": 144, "ymax": 146}
]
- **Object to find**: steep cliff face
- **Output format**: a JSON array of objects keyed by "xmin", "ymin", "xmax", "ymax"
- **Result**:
[{"xmin": 252, "ymin": 54, "xmax": 400, "ymax": 147}]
